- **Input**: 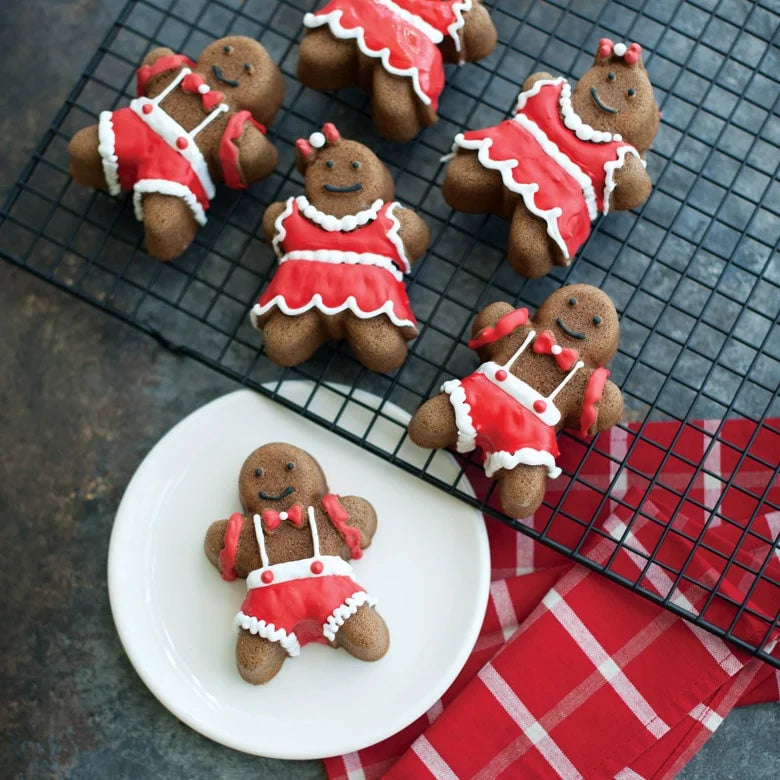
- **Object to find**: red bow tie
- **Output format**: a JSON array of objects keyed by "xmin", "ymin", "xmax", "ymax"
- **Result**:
[
  {"xmin": 261, "ymin": 503, "xmax": 304, "ymax": 531},
  {"xmin": 181, "ymin": 72, "xmax": 225, "ymax": 112},
  {"xmin": 533, "ymin": 330, "xmax": 579, "ymax": 371}
]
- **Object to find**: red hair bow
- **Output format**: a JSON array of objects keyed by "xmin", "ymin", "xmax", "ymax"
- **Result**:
[{"xmin": 533, "ymin": 331, "xmax": 579, "ymax": 371}]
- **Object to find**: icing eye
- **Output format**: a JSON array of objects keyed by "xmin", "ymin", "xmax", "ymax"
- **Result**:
[
  {"xmin": 287, "ymin": 462, "xmax": 295, "ymax": 470},
  {"xmin": 223, "ymin": 44, "xmax": 232, "ymax": 53},
  {"xmin": 255, "ymin": 468, "xmax": 263, "ymax": 477},
  {"xmin": 352, "ymin": 161, "xmax": 360, "ymax": 169},
  {"xmin": 593, "ymin": 315, "xmax": 602, "ymax": 325},
  {"xmin": 608, "ymin": 71, "xmax": 615, "ymax": 80},
  {"xmin": 568, "ymin": 297, "xmax": 577, "ymax": 306},
  {"xmin": 326, "ymin": 160, "xmax": 334, "ymax": 168},
  {"xmin": 244, "ymin": 62, "xmax": 253, "ymax": 74},
  {"xmin": 627, "ymin": 88, "xmax": 636, "ymax": 96}
]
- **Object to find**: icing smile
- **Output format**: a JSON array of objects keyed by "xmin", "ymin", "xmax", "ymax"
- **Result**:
[
  {"xmin": 259, "ymin": 486, "xmax": 295, "ymax": 501},
  {"xmin": 556, "ymin": 318, "xmax": 586, "ymax": 340},
  {"xmin": 323, "ymin": 182, "xmax": 363, "ymax": 193},
  {"xmin": 590, "ymin": 87, "xmax": 618, "ymax": 114},
  {"xmin": 212, "ymin": 64, "xmax": 240, "ymax": 87}
]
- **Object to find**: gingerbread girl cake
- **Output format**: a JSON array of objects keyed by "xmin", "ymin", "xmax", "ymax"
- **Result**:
[
  {"xmin": 298, "ymin": 1, "xmax": 497, "ymax": 141},
  {"xmin": 69, "ymin": 36, "xmax": 283, "ymax": 260},
  {"xmin": 408, "ymin": 285, "xmax": 624, "ymax": 518},
  {"xmin": 442, "ymin": 39, "xmax": 660, "ymax": 277},
  {"xmin": 204, "ymin": 442, "xmax": 389, "ymax": 684},
  {"xmin": 251, "ymin": 123, "xmax": 430, "ymax": 373}
]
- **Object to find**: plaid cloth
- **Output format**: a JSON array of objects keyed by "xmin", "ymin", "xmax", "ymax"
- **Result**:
[{"xmin": 324, "ymin": 419, "xmax": 779, "ymax": 779}]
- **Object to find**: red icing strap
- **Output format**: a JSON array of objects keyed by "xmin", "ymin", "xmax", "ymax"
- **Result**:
[
  {"xmin": 219, "ymin": 110, "xmax": 267, "ymax": 190},
  {"xmin": 468, "ymin": 308, "xmax": 529, "ymax": 350},
  {"xmin": 136, "ymin": 52, "xmax": 196, "ymax": 96},
  {"xmin": 219, "ymin": 512, "xmax": 244, "ymax": 581},
  {"xmin": 321, "ymin": 493, "xmax": 363, "ymax": 560},
  {"xmin": 580, "ymin": 367, "xmax": 610, "ymax": 436}
]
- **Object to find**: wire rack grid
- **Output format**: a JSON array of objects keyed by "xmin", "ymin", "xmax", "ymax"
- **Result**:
[{"xmin": 0, "ymin": 0, "xmax": 778, "ymax": 666}]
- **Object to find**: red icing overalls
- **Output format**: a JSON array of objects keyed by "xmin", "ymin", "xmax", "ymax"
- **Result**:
[
  {"xmin": 453, "ymin": 77, "xmax": 641, "ymax": 260},
  {"xmin": 251, "ymin": 196, "xmax": 417, "ymax": 333}
]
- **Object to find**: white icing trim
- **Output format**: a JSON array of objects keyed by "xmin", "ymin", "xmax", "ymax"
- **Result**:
[
  {"xmin": 558, "ymin": 82, "xmax": 622, "ymax": 144},
  {"xmin": 132, "ymin": 179, "xmax": 208, "ymax": 226},
  {"xmin": 478, "ymin": 361, "xmax": 561, "ymax": 427},
  {"xmin": 448, "ymin": 1, "xmax": 472, "ymax": 56},
  {"xmin": 441, "ymin": 379, "xmax": 477, "ymax": 453},
  {"xmin": 602, "ymin": 144, "xmax": 642, "ymax": 215},
  {"xmin": 303, "ymin": 9, "xmax": 433, "ymax": 106},
  {"xmin": 271, "ymin": 196, "xmax": 296, "ymax": 258},
  {"xmin": 246, "ymin": 554, "xmax": 355, "ymax": 589},
  {"xmin": 188, "ymin": 102, "xmax": 229, "ymax": 139},
  {"xmin": 385, "ymin": 201, "xmax": 412, "ymax": 274},
  {"xmin": 235, "ymin": 612, "xmax": 302, "ymax": 656},
  {"xmin": 322, "ymin": 591, "xmax": 378, "ymax": 642},
  {"xmin": 484, "ymin": 449, "xmax": 561, "ymax": 480},
  {"xmin": 376, "ymin": 0, "xmax": 443, "ymax": 43},
  {"xmin": 295, "ymin": 195, "xmax": 384, "ymax": 233},
  {"xmin": 252, "ymin": 513, "xmax": 270, "ymax": 569},
  {"xmin": 513, "ymin": 76, "xmax": 565, "ymax": 115},
  {"xmin": 250, "ymin": 295, "xmax": 417, "ymax": 330},
  {"xmin": 130, "ymin": 97, "xmax": 216, "ymax": 200},
  {"xmin": 97, "ymin": 111, "xmax": 121, "ymax": 196},
  {"xmin": 548, "ymin": 359, "xmax": 584, "ymax": 401},
  {"xmin": 280, "ymin": 250, "xmax": 405, "ymax": 282}
]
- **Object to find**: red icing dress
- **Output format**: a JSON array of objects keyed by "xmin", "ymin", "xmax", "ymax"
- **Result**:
[
  {"xmin": 97, "ymin": 54, "xmax": 265, "ymax": 226},
  {"xmin": 303, "ymin": 0, "xmax": 472, "ymax": 111},
  {"xmin": 453, "ymin": 77, "xmax": 642, "ymax": 261},
  {"xmin": 226, "ymin": 500, "xmax": 376, "ymax": 656},
  {"xmin": 251, "ymin": 196, "xmax": 418, "ymax": 334}
]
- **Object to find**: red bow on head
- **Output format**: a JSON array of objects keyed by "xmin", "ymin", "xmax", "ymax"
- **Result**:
[
  {"xmin": 261, "ymin": 503, "xmax": 304, "ymax": 531},
  {"xmin": 533, "ymin": 330, "xmax": 579, "ymax": 371},
  {"xmin": 180, "ymin": 72, "xmax": 225, "ymax": 111}
]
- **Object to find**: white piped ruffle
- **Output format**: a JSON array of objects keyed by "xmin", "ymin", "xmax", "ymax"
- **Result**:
[
  {"xmin": 322, "ymin": 591, "xmax": 377, "ymax": 642},
  {"xmin": 384, "ymin": 201, "xmax": 412, "ymax": 274},
  {"xmin": 235, "ymin": 613, "xmax": 302, "ymax": 657},
  {"xmin": 98, "ymin": 111, "xmax": 121, "ymax": 196},
  {"xmin": 442, "ymin": 379, "xmax": 478, "ymax": 453},
  {"xmin": 484, "ymin": 448, "xmax": 561, "ymax": 480},
  {"xmin": 132, "ymin": 179, "xmax": 207, "ymax": 226},
  {"xmin": 602, "ymin": 144, "xmax": 643, "ymax": 215},
  {"xmin": 296, "ymin": 195, "xmax": 384, "ymax": 233},
  {"xmin": 279, "ymin": 249, "xmax": 404, "ymax": 282}
]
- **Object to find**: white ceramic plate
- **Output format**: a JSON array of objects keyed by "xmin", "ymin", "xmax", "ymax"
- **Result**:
[{"xmin": 108, "ymin": 385, "xmax": 489, "ymax": 759}]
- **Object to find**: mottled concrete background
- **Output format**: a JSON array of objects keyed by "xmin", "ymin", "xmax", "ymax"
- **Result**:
[{"xmin": 0, "ymin": 1, "xmax": 776, "ymax": 778}]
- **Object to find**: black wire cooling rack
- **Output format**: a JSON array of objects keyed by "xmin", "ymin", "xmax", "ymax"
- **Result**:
[{"xmin": 1, "ymin": 0, "xmax": 778, "ymax": 666}]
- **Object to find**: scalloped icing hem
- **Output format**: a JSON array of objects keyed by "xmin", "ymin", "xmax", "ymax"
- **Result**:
[
  {"xmin": 442, "ymin": 378, "xmax": 477, "ymax": 453},
  {"xmin": 303, "ymin": 9, "xmax": 435, "ymax": 107},
  {"xmin": 132, "ymin": 179, "xmax": 208, "ymax": 226},
  {"xmin": 484, "ymin": 448, "xmax": 561, "ymax": 479},
  {"xmin": 322, "ymin": 591, "xmax": 378, "ymax": 642},
  {"xmin": 235, "ymin": 612, "xmax": 302, "ymax": 657},
  {"xmin": 250, "ymin": 296, "xmax": 418, "ymax": 333},
  {"xmin": 98, "ymin": 110, "xmax": 121, "ymax": 196},
  {"xmin": 603, "ymin": 144, "xmax": 642, "ymax": 215}
]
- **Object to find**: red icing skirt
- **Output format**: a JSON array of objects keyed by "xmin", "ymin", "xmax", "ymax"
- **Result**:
[{"xmin": 253, "ymin": 260, "xmax": 418, "ymax": 334}]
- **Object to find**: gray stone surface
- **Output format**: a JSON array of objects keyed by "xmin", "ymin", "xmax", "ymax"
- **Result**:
[{"xmin": 0, "ymin": 1, "xmax": 777, "ymax": 778}]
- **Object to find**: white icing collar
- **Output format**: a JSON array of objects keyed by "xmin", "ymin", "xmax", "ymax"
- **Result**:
[
  {"xmin": 559, "ymin": 82, "xmax": 622, "ymax": 144},
  {"xmin": 295, "ymin": 195, "xmax": 384, "ymax": 232}
]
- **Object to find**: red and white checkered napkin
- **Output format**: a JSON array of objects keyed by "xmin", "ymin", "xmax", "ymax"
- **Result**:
[{"xmin": 324, "ymin": 419, "xmax": 780, "ymax": 779}]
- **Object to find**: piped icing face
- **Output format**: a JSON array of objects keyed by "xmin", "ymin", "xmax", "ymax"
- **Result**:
[
  {"xmin": 297, "ymin": 125, "xmax": 394, "ymax": 218},
  {"xmin": 570, "ymin": 39, "xmax": 659, "ymax": 153},
  {"xmin": 239, "ymin": 442, "xmax": 328, "ymax": 515},
  {"xmin": 534, "ymin": 284, "xmax": 620, "ymax": 367}
]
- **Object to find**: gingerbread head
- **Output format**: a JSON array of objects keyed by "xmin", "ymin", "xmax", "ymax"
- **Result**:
[
  {"xmin": 204, "ymin": 442, "xmax": 389, "ymax": 684},
  {"xmin": 409, "ymin": 285, "xmax": 624, "ymax": 519}
]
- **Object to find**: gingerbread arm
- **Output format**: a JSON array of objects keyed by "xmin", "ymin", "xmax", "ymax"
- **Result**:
[
  {"xmin": 141, "ymin": 46, "xmax": 176, "ymax": 68},
  {"xmin": 470, "ymin": 301, "xmax": 521, "ymax": 360},
  {"xmin": 593, "ymin": 379, "xmax": 624, "ymax": 433},
  {"xmin": 392, "ymin": 206, "xmax": 430, "ymax": 267},
  {"xmin": 323, "ymin": 494, "xmax": 378, "ymax": 555},
  {"xmin": 229, "ymin": 124, "xmax": 279, "ymax": 187},
  {"xmin": 204, "ymin": 514, "xmax": 260, "ymax": 580},
  {"xmin": 607, "ymin": 154, "xmax": 652, "ymax": 212},
  {"xmin": 521, "ymin": 71, "xmax": 556, "ymax": 93},
  {"xmin": 567, "ymin": 370, "xmax": 624, "ymax": 435},
  {"xmin": 452, "ymin": 1, "xmax": 497, "ymax": 64},
  {"xmin": 262, "ymin": 201, "xmax": 287, "ymax": 245}
]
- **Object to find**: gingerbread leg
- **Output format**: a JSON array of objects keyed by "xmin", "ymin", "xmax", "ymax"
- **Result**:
[
  {"xmin": 497, "ymin": 464, "xmax": 549, "ymax": 518},
  {"xmin": 408, "ymin": 392, "xmax": 459, "ymax": 450},
  {"xmin": 236, "ymin": 629, "xmax": 288, "ymax": 684},
  {"xmin": 371, "ymin": 67, "xmax": 433, "ymax": 143},
  {"xmin": 298, "ymin": 28, "xmax": 357, "ymax": 91},
  {"xmin": 69, "ymin": 125, "xmax": 108, "ymax": 190},
  {"xmin": 261, "ymin": 309, "xmax": 327, "ymax": 366},
  {"xmin": 333, "ymin": 604, "xmax": 389, "ymax": 662},
  {"xmin": 507, "ymin": 203, "xmax": 562, "ymax": 278},
  {"xmin": 442, "ymin": 152, "xmax": 504, "ymax": 214},
  {"xmin": 344, "ymin": 314, "xmax": 409, "ymax": 373},
  {"xmin": 140, "ymin": 192, "xmax": 199, "ymax": 261}
]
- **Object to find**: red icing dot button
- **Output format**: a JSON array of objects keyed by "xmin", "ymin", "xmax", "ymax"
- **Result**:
[
  {"xmin": 310, "ymin": 560, "xmax": 324, "ymax": 575},
  {"xmin": 176, "ymin": 136, "xmax": 189, "ymax": 149},
  {"xmin": 142, "ymin": 103, "xmax": 153, "ymax": 114},
  {"xmin": 533, "ymin": 399, "xmax": 547, "ymax": 413},
  {"xmin": 260, "ymin": 570, "xmax": 274, "ymax": 584},
  {"xmin": 495, "ymin": 369, "xmax": 508, "ymax": 381}
]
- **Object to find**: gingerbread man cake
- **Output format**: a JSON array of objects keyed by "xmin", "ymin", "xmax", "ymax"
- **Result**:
[
  {"xmin": 204, "ymin": 442, "xmax": 389, "ymax": 684},
  {"xmin": 298, "ymin": 1, "xmax": 497, "ymax": 141},
  {"xmin": 442, "ymin": 39, "xmax": 660, "ymax": 277},
  {"xmin": 251, "ymin": 123, "xmax": 430, "ymax": 373},
  {"xmin": 408, "ymin": 285, "xmax": 624, "ymax": 518},
  {"xmin": 69, "ymin": 36, "xmax": 283, "ymax": 260}
]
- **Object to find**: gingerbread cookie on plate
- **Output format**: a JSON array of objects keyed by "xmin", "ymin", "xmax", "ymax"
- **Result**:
[{"xmin": 408, "ymin": 285, "xmax": 624, "ymax": 518}]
